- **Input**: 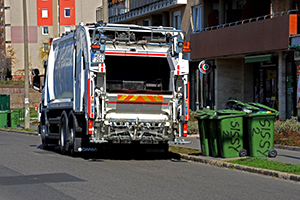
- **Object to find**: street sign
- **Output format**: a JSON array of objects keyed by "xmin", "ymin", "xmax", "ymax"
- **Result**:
[{"xmin": 198, "ymin": 60, "xmax": 212, "ymax": 74}]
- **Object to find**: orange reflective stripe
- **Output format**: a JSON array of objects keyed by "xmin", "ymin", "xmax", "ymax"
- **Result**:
[{"xmin": 117, "ymin": 95, "xmax": 163, "ymax": 102}]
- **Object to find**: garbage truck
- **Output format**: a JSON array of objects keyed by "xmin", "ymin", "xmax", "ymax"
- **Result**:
[{"xmin": 32, "ymin": 22, "xmax": 190, "ymax": 154}]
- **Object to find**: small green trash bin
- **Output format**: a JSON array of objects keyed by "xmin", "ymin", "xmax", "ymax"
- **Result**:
[
  {"xmin": 213, "ymin": 110, "xmax": 247, "ymax": 158},
  {"xmin": 195, "ymin": 110, "xmax": 216, "ymax": 156},
  {"xmin": 0, "ymin": 111, "xmax": 8, "ymax": 128},
  {"xmin": 7, "ymin": 111, "xmax": 19, "ymax": 127},
  {"xmin": 244, "ymin": 112, "xmax": 277, "ymax": 157}
]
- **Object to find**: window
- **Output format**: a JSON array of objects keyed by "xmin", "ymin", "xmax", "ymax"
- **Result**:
[
  {"xmin": 173, "ymin": 11, "xmax": 181, "ymax": 29},
  {"xmin": 42, "ymin": 26, "xmax": 48, "ymax": 35},
  {"xmin": 43, "ymin": 43, "xmax": 49, "ymax": 52},
  {"xmin": 42, "ymin": 9, "xmax": 48, "ymax": 18},
  {"xmin": 64, "ymin": 8, "xmax": 70, "ymax": 17},
  {"xmin": 143, "ymin": 19, "xmax": 150, "ymax": 26},
  {"xmin": 65, "ymin": 26, "xmax": 70, "ymax": 33},
  {"xmin": 192, "ymin": 5, "xmax": 202, "ymax": 32}
]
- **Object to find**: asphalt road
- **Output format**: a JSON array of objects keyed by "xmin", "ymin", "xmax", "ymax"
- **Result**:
[{"xmin": 1, "ymin": 131, "xmax": 300, "ymax": 200}]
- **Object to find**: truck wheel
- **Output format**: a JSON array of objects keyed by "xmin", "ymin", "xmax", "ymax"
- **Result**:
[
  {"xmin": 41, "ymin": 124, "xmax": 52, "ymax": 150},
  {"xmin": 69, "ymin": 127, "xmax": 76, "ymax": 156},
  {"xmin": 42, "ymin": 139, "xmax": 48, "ymax": 150},
  {"xmin": 60, "ymin": 117, "xmax": 67, "ymax": 155}
]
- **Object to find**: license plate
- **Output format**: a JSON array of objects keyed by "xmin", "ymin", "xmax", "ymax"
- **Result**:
[{"xmin": 92, "ymin": 53, "xmax": 104, "ymax": 63}]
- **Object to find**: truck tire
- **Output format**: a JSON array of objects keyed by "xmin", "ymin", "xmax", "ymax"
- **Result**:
[
  {"xmin": 59, "ymin": 116, "xmax": 68, "ymax": 155},
  {"xmin": 41, "ymin": 123, "xmax": 55, "ymax": 150},
  {"xmin": 41, "ymin": 138, "xmax": 49, "ymax": 150},
  {"xmin": 68, "ymin": 112, "xmax": 81, "ymax": 156}
]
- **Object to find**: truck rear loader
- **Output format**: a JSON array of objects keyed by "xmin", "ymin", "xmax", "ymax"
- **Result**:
[{"xmin": 33, "ymin": 22, "xmax": 190, "ymax": 155}]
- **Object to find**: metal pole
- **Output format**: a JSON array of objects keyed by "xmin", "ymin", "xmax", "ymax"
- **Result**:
[
  {"xmin": 23, "ymin": 0, "xmax": 30, "ymax": 129},
  {"xmin": 200, "ymin": 72, "xmax": 204, "ymax": 108},
  {"xmin": 196, "ymin": 69, "xmax": 199, "ymax": 110}
]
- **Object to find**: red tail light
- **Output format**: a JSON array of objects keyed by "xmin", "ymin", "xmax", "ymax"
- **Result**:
[
  {"xmin": 88, "ymin": 119, "xmax": 93, "ymax": 135},
  {"xmin": 183, "ymin": 41, "xmax": 191, "ymax": 52}
]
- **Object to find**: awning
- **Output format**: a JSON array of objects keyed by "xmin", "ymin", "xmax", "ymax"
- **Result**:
[{"xmin": 244, "ymin": 54, "xmax": 272, "ymax": 63}]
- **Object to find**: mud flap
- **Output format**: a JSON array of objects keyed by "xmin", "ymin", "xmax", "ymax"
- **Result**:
[{"xmin": 73, "ymin": 138, "xmax": 82, "ymax": 152}]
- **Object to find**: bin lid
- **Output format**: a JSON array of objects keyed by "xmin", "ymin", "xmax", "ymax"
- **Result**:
[
  {"xmin": 214, "ymin": 110, "xmax": 246, "ymax": 119},
  {"xmin": 242, "ymin": 103, "xmax": 260, "ymax": 113},
  {"xmin": 227, "ymin": 99, "xmax": 245, "ymax": 105},
  {"xmin": 248, "ymin": 102, "xmax": 279, "ymax": 116},
  {"xmin": 0, "ymin": 110, "xmax": 9, "ymax": 113},
  {"xmin": 216, "ymin": 110, "xmax": 246, "ymax": 115},
  {"xmin": 245, "ymin": 111, "xmax": 277, "ymax": 117},
  {"xmin": 195, "ymin": 110, "xmax": 216, "ymax": 119}
]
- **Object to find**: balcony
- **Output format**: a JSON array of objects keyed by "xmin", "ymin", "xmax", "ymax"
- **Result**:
[
  {"xmin": 109, "ymin": 0, "xmax": 187, "ymax": 23},
  {"xmin": 191, "ymin": 10, "xmax": 299, "ymax": 60}
]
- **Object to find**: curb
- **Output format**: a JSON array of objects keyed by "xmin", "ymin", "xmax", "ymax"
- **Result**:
[
  {"xmin": 177, "ymin": 153, "xmax": 300, "ymax": 182},
  {"xmin": 0, "ymin": 128, "xmax": 39, "ymax": 136},
  {"xmin": 274, "ymin": 144, "xmax": 300, "ymax": 151}
]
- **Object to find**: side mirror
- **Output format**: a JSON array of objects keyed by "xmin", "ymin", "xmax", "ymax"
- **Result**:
[
  {"xmin": 32, "ymin": 69, "xmax": 39, "ymax": 76},
  {"xmin": 32, "ymin": 69, "xmax": 41, "ymax": 92}
]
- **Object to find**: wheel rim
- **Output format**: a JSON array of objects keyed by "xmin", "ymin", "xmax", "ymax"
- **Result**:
[
  {"xmin": 70, "ymin": 128, "xmax": 74, "ymax": 146},
  {"xmin": 60, "ymin": 120, "xmax": 65, "ymax": 149}
]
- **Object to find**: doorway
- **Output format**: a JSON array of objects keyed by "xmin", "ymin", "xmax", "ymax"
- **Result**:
[{"xmin": 254, "ymin": 63, "xmax": 278, "ymax": 110}]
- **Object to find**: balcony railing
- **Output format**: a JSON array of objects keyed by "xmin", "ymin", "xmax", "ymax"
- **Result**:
[
  {"xmin": 191, "ymin": 10, "xmax": 298, "ymax": 60},
  {"xmin": 109, "ymin": 0, "xmax": 186, "ymax": 23},
  {"xmin": 194, "ymin": 9, "xmax": 299, "ymax": 34}
]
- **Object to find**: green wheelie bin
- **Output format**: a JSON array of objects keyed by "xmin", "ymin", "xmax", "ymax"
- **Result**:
[
  {"xmin": 7, "ymin": 110, "xmax": 19, "ymax": 127},
  {"xmin": 244, "ymin": 111, "xmax": 277, "ymax": 158},
  {"xmin": 0, "ymin": 111, "xmax": 8, "ymax": 128},
  {"xmin": 207, "ymin": 114, "xmax": 219, "ymax": 157},
  {"xmin": 195, "ymin": 110, "xmax": 216, "ymax": 156},
  {"xmin": 213, "ymin": 110, "xmax": 247, "ymax": 158},
  {"xmin": 14, "ymin": 109, "xmax": 25, "ymax": 123}
]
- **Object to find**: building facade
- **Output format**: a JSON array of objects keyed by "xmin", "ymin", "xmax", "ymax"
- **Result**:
[
  {"xmin": 3, "ymin": 0, "xmax": 101, "ymax": 80},
  {"xmin": 108, "ymin": 0, "xmax": 300, "ymax": 119}
]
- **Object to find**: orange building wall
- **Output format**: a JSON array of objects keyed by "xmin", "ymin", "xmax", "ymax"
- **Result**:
[
  {"xmin": 59, "ymin": 0, "xmax": 75, "ymax": 25},
  {"xmin": 37, "ymin": 0, "xmax": 53, "ymax": 26}
]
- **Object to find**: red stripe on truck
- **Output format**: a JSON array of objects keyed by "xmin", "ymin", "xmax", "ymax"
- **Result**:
[{"xmin": 106, "ymin": 52, "xmax": 166, "ymax": 57}]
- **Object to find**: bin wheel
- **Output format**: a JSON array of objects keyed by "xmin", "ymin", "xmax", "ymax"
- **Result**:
[
  {"xmin": 239, "ymin": 149, "xmax": 247, "ymax": 157},
  {"xmin": 268, "ymin": 149, "xmax": 277, "ymax": 158}
]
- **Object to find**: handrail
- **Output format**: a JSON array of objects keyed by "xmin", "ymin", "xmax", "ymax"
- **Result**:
[{"xmin": 193, "ymin": 9, "xmax": 299, "ymax": 34}]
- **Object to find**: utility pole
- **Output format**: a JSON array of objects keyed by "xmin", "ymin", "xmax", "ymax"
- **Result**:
[
  {"xmin": 23, "ymin": 0, "xmax": 30, "ymax": 129},
  {"xmin": 103, "ymin": 0, "xmax": 108, "ymax": 23}
]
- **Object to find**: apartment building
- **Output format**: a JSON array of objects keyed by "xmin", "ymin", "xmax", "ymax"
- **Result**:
[
  {"xmin": 3, "ymin": 0, "xmax": 101, "ymax": 80},
  {"xmin": 108, "ymin": 0, "xmax": 300, "ymax": 119}
]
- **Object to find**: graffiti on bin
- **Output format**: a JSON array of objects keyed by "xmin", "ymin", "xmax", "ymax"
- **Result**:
[
  {"xmin": 222, "ymin": 121, "xmax": 241, "ymax": 153},
  {"xmin": 252, "ymin": 119, "xmax": 271, "ymax": 156}
]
